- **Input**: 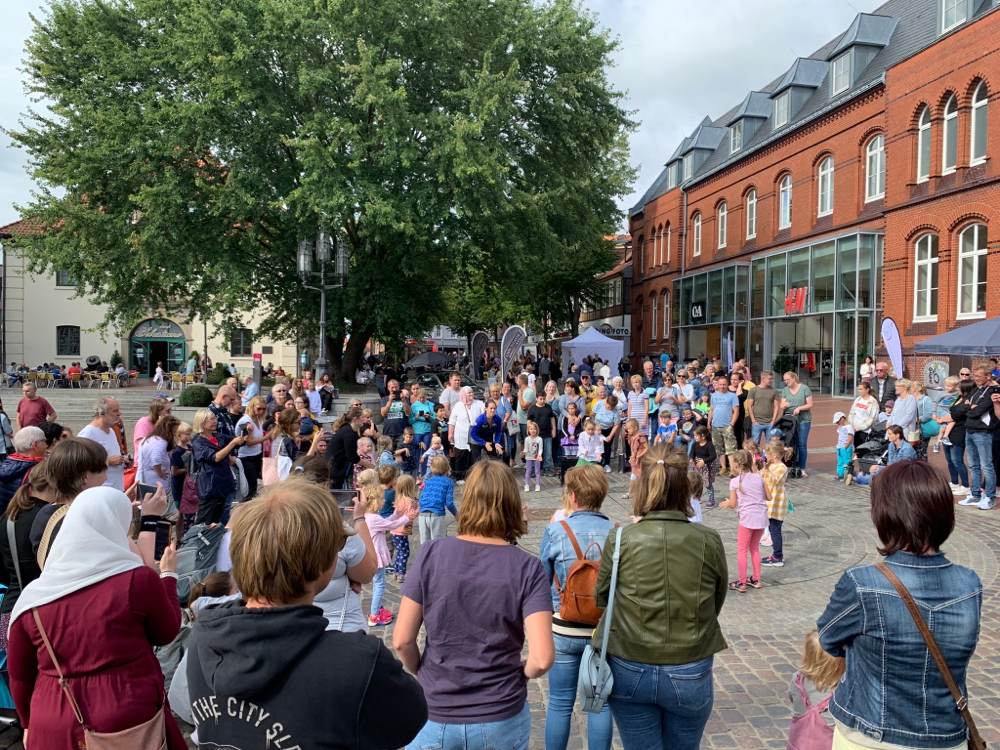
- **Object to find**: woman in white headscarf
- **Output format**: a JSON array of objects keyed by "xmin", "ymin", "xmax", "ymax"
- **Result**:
[
  {"xmin": 447, "ymin": 386, "xmax": 484, "ymax": 484},
  {"xmin": 8, "ymin": 487, "xmax": 187, "ymax": 749}
]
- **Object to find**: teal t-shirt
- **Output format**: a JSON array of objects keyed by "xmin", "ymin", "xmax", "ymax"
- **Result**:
[{"xmin": 410, "ymin": 400, "xmax": 434, "ymax": 434}]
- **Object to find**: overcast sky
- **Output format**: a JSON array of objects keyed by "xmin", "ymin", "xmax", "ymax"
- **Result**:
[{"xmin": 0, "ymin": 0, "xmax": 885, "ymax": 230}]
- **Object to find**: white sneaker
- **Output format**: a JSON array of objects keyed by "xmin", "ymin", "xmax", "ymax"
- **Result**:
[
  {"xmin": 958, "ymin": 494, "xmax": 980, "ymax": 506},
  {"xmin": 525, "ymin": 485, "xmax": 530, "ymax": 492},
  {"xmin": 457, "ymin": 480, "xmax": 465, "ymax": 486},
  {"xmin": 759, "ymin": 535, "xmax": 773, "ymax": 547},
  {"xmin": 949, "ymin": 483, "xmax": 963, "ymax": 493},
  {"xmin": 979, "ymin": 497, "xmax": 995, "ymax": 510},
  {"xmin": 956, "ymin": 485, "xmax": 971, "ymax": 495},
  {"xmin": 535, "ymin": 485, "xmax": 541, "ymax": 492},
  {"xmin": 604, "ymin": 465, "xmax": 612, "ymax": 473}
]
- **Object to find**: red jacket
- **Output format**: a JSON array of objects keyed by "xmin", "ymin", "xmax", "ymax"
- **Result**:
[{"xmin": 8, "ymin": 567, "xmax": 186, "ymax": 748}]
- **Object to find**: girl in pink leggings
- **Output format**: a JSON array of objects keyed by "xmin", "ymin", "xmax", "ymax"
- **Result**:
[{"xmin": 720, "ymin": 449, "xmax": 771, "ymax": 593}]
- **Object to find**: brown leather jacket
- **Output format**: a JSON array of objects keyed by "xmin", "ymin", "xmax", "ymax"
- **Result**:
[{"xmin": 593, "ymin": 510, "xmax": 728, "ymax": 664}]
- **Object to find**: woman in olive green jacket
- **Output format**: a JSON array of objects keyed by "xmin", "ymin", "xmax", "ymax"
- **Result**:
[{"xmin": 593, "ymin": 443, "xmax": 728, "ymax": 750}]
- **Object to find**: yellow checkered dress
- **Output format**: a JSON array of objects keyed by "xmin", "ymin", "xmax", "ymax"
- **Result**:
[{"xmin": 763, "ymin": 462, "xmax": 789, "ymax": 520}]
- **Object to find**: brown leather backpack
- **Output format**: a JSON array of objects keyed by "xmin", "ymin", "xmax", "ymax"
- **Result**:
[{"xmin": 553, "ymin": 520, "xmax": 604, "ymax": 626}]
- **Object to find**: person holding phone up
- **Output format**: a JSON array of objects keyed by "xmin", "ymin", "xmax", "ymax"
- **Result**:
[{"xmin": 191, "ymin": 409, "xmax": 247, "ymax": 525}]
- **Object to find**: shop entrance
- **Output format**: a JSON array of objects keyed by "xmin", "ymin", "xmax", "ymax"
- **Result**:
[
  {"xmin": 769, "ymin": 315, "xmax": 834, "ymax": 395},
  {"xmin": 128, "ymin": 319, "xmax": 187, "ymax": 377}
]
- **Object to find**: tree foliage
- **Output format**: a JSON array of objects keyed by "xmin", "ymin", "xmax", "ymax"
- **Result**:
[{"xmin": 6, "ymin": 0, "xmax": 635, "ymax": 377}]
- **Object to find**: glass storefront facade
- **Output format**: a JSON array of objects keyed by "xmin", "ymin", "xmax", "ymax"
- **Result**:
[
  {"xmin": 672, "ymin": 232, "xmax": 882, "ymax": 396},
  {"xmin": 749, "ymin": 232, "xmax": 883, "ymax": 396}
]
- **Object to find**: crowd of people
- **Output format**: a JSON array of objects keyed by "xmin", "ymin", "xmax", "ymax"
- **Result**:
[{"xmin": 0, "ymin": 351, "xmax": 985, "ymax": 750}]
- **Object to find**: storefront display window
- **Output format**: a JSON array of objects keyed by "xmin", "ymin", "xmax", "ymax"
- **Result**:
[
  {"xmin": 837, "ymin": 236, "xmax": 857, "ymax": 310},
  {"xmin": 811, "ymin": 241, "xmax": 835, "ymax": 312},
  {"xmin": 735, "ymin": 266, "xmax": 749, "ymax": 321},
  {"xmin": 709, "ymin": 269, "xmax": 724, "ymax": 323},
  {"xmin": 768, "ymin": 254, "xmax": 786, "ymax": 317},
  {"xmin": 723, "ymin": 266, "xmax": 736, "ymax": 322}
]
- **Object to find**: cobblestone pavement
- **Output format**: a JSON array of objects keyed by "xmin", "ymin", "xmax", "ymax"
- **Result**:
[{"xmin": 364, "ymin": 461, "xmax": 1000, "ymax": 750}]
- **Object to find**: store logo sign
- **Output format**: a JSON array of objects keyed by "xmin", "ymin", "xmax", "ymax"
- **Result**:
[
  {"xmin": 690, "ymin": 303, "xmax": 706, "ymax": 324},
  {"xmin": 598, "ymin": 323, "xmax": 630, "ymax": 336},
  {"xmin": 784, "ymin": 287, "xmax": 807, "ymax": 315}
]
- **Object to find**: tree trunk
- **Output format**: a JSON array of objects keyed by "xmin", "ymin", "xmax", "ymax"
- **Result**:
[
  {"xmin": 568, "ymin": 296, "xmax": 581, "ymax": 338},
  {"xmin": 337, "ymin": 324, "xmax": 375, "ymax": 382}
]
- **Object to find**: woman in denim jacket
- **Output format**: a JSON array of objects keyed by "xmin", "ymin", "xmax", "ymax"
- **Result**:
[
  {"xmin": 538, "ymin": 464, "xmax": 617, "ymax": 750},
  {"xmin": 818, "ymin": 460, "xmax": 982, "ymax": 749}
]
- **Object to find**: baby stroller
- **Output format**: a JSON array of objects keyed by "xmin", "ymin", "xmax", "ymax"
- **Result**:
[
  {"xmin": 855, "ymin": 424, "xmax": 889, "ymax": 476},
  {"xmin": 769, "ymin": 416, "xmax": 800, "ymax": 476}
]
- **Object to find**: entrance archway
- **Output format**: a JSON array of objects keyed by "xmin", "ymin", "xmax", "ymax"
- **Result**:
[{"xmin": 129, "ymin": 319, "xmax": 186, "ymax": 377}]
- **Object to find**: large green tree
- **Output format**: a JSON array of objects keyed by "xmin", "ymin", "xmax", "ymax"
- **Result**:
[{"xmin": 6, "ymin": 0, "xmax": 634, "ymax": 377}]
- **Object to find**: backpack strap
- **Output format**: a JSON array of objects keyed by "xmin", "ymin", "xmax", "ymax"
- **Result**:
[
  {"xmin": 553, "ymin": 520, "xmax": 587, "ymax": 594},
  {"xmin": 36, "ymin": 504, "xmax": 70, "ymax": 570}
]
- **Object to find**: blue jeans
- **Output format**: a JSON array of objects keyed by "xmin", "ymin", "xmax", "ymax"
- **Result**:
[
  {"xmin": 545, "ymin": 635, "xmax": 613, "ymax": 750},
  {"xmin": 943, "ymin": 443, "xmax": 969, "ymax": 487},
  {"xmin": 769, "ymin": 518, "xmax": 784, "ymax": 561},
  {"xmin": 608, "ymin": 654, "xmax": 714, "ymax": 750},
  {"xmin": 542, "ymin": 436, "xmax": 554, "ymax": 472},
  {"xmin": 751, "ymin": 422, "xmax": 771, "ymax": 445},
  {"xmin": 966, "ymin": 431, "xmax": 995, "ymax": 499},
  {"xmin": 796, "ymin": 421, "xmax": 811, "ymax": 470},
  {"xmin": 675, "ymin": 435, "xmax": 694, "ymax": 457},
  {"xmin": 370, "ymin": 567, "xmax": 386, "ymax": 617},
  {"xmin": 407, "ymin": 701, "xmax": 530, "ymax": 750}
]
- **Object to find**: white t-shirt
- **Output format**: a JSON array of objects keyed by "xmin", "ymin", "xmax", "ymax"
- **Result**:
[
  {"xmin": 235, "ymin": 416, "xmax": 264, "ymax": 457},
  {"xmin": 448, "ymin": 400, "xmax": 485, "ymax": 451},
  {"xmin": 527, "ymin": 373, "xmax": 537, "ymax": 390},
  {"xmin": 307, "ymin": 390, "xmax": 322, "ymax": 414},
  {"xmin": 78, "ymin": 424, "xmax": 125, "ymax": 490},
  {"xmin": 313, "ymin": 533, "xmax": 369, "ymax": 633},
  {"xmin": 138, "ymin": 435, "xmax": 170, "ymax": 485}
]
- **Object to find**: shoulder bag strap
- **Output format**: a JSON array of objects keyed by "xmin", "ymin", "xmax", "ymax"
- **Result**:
[
  {"xmin": 597, "ymin": 527, "xmax": 624, "ymax": 664},
  {"xmin": 32, "ymin": 608, "xmax": 87, "ymax": 728},
  {"xmin": 36, "ymin": 504, "xmax": 70, "ymax": 570},
  {"xmin": 875, "ymin": 562, "xmax": 986, "ymax": 750},
  {"xmin": 7, "ymin": 518, "xmax": 22, "ymax": 590}
]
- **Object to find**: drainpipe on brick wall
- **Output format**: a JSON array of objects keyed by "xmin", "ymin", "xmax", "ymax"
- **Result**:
[{"xmin": 679, "ymin": 185, "xmax": 688, "ymax": 359}]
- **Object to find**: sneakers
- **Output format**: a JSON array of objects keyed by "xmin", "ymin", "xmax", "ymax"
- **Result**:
[
  {"xmin": 367, "ymin": 608, "xmax": 393, "ymax": 627},
  {"xmin": 534, "ymin": 485, "xmax": 541, "ymax": 492},
  {"xmin": 525, "ymin": 484, "xmax": 530, "ymax": 492},
  {"xmin": 759, "ymin": 534, "xmax": 773, "ymax": 547},
  {"xmin": 959, "ymin": 494, "xmax": 982, "ymax": 506},
  {"xmin": 955, "ymin": 485, "xmax": 971, "ymax": 495},
  {"xmin": 604, "ymin": 465, "xmax": 612, "ymax": 473},
  {"xmin": 844, "ymin": 473, "xmax": 853, "ymax": 487},
  {"xmin": 457, "ymin": 480, "xmax": 465, "ymax": 486},
  {"xmin": 940, "ymin": 437, "xmax": 952, "ymax": 446},
  {"xmin": 932, "ymin": 444, "xmax": 940, "ymax": 453},
  {"xmin": 705, "ymin": 500, "xmax": 716, "ymax": 508},
  {"xmin": 761, "ymin": 555, "xmax": 784, "ymax": 567},
  {"xmin": 978, "ymin": 497, "xmax": 995, "ymax": 510}
]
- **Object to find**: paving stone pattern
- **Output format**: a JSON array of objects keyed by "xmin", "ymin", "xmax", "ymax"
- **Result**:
[{"xmin": 365, "ymin": 465, "xmax": 1000, "ymax": 750}]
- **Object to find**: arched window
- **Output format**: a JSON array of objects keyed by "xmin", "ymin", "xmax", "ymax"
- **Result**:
[
  {"xmin": 917, "ymin": 106, "xmax": 931, "ymax": 182},
  {"xmin": 718, "ymin": 202, "xmax": 728, "ymax": 249},
  {"xmin": 817, "ymin": 157, "xmax": 834, "ymax": 216},
  {"xmin": 866, "ymin": 136, "xmax": 885, "ymax": 201},
  {"xmin": 693, "ymin": 213, "xmax": 702, "ymax": 256},
  {"xmin": 662, "ymin": 290, "xmax": 670, "ymax": 340},
  {"xmin": 958, "ymin": 223, "xmax": 988, "ymax": 317},
  {"xmin": 655, "ymin": 225, "xmax": 662, "ymax": 266},
  {"xmin": 972, "ymin": 81, "xmax": 988, "ymax": 165},
  {"xmin": 746, "ymin": 190, "xmax": 757, "ymax": 239},
  {"xmin": 778, "ymin": 176, "xmax": 792, "ymax": 229},
  {"xmin": 651, "ymin": 295, "xmax": 658, "ymax": 341},
  {"xmin": 943, "ymin": 95, "xmax": 958, "ymax": 173},
  {"xmin": 914, "ymin": 234, "xmax": 939, "ymax": 320}
]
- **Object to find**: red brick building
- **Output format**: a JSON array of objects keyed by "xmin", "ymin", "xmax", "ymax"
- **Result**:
[{"xmin": 629, "ymin": 0, "xmax": 1000, "ymax": 395}]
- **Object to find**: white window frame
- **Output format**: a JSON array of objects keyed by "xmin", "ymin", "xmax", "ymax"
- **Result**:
[
  {"xmin": 913, "ymin": 234, "xmax": 939, "ymax": 321},
  {"xmin": 718, "ymin": 202, "xmax": 728, "ymax": 249},
  {"xmin": 942, "ymin": 0, "xmax": 967, "ymax": 33},
  {"xmin": 958, "ymin": 223, "xmax": 988, "ymax": 318},
  {"xmin": 971, "ymin": 81, "xmax": 988, "ymax": 165},
  {"xmin": 817, "ymin": 157, "xmax": 834, "ymax": 216},
  {"xmin": 662, "ymin": 291, "xmax": 670, "ymax": 339},
  {"xmin": 865, "ymin": 135, "xmax": 885, "ymax": 201},
  {"xmin": 746, "ymin": 190, "xmax": 757, "ymax": 239},
  {"xmin": 666, "ymin": 225, "xmax": 672, "ymax": 264},
  {"xmin": 832, "ymin": 53, "xmax": 851, "ymax": 95},
  {"xmin": 917, "ymin": 106, "xmax": 931, "ymax": 183},
  {"xmin": 668, "ymin": 163, "xmax": 678, "ymax": 190},
  {"xmin": 693, "ymin": 213, "xmax": 702, "ymax": 257},
  {"xmin": 730, "ymin": 121, "xmax": 743, "ymax": 154},
  {"xmin": 779, "ymin": 175, "xmax": 792, "ymax": 229},
  {"xmin": 943, "ymin": 95, "xmax": 958, "ymax": 174},
  {"xmin": 774, "ymin": 92, "xmax": 790, "ymax": 129},
  {"xmin": 683, "ymin": 153, "xmax": 694, "ymax": 180},
  {"xmin": 651, "ymin": 295, "xmax": 658, "ymax": 341}
]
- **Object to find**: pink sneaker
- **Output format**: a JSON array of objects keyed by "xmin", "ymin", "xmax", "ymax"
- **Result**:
[{"xmin": 377, "ymin": 607, "xmax": 394, "ymax": 624}]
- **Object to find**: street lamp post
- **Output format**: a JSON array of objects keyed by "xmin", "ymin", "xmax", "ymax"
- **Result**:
[{"xmin": 298, "ymin": 228, "xmax": 348, "ymax": 382}]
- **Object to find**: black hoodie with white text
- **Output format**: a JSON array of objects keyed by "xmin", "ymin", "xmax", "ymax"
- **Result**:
[{"xmin": 187, "ymin": 600, "xmax": 427, "ymax": 750}]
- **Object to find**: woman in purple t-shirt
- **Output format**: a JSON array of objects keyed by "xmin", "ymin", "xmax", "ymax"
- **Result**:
[{"xmin": 393, "ymin": 460, "xmax": 554, "ymax": 749}]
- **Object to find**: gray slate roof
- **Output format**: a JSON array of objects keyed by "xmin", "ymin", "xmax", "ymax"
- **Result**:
[{"xmin": 630, "ymin": 0, "xmax": 996, "ymax": 217}]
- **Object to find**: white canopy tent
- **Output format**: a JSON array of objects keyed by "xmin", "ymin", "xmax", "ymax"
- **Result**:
[{"xmin": 561, "ymin": 326, "xmax": 624, "ymax": 379}]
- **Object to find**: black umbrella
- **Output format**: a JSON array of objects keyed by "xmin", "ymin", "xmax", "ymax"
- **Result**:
[{"xmin": 404, "ymin": 351, "xmax": 451, "ymax": 369}]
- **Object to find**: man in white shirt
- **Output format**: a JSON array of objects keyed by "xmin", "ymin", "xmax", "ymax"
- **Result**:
[
  {"xmin": 77, "ymin": 397, "xmax": 127, "ymax": 490},
  {"xmin": 439, "ymin": 372, "xmax": 463, "ymax": 418}
]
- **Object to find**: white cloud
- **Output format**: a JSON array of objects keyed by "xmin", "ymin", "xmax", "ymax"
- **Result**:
[{"xmin": 0, "ymin": 0, "xmax": 886, "ymax": 228}]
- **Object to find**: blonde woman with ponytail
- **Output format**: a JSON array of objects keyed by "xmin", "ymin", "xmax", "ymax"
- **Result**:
[{"xmin": 591, "ymin": 442, "xmax": 728, "ymax": 750}]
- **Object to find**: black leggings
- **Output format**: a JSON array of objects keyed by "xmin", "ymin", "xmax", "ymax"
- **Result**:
[
  {"xmin": 453, "ymin": 448, "xmax": 472, "ymax": 480},
  {"xmin": 600, "ymin": 427, "xmax": 615, "ymax": 467},
  {"xmin": 241, "ymin": 454, "xmax": 263, "ymax": 499},
  {"xmin": 196, "ymin": 494, "xmax": 227, "ymax": 525}
]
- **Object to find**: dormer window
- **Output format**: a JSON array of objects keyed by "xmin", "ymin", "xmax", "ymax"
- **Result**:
[
  {"xmin": 683, "ymin": 153, "xmax": 694, "ymax": 180},
  {"xmin": 832, "ymin": 53, "xmax": 851, "ymax": 95},
  {"xmin": 667, "ymin": 163, "xmax": 678, "ymax": 190},
  {"xmin": 730, "ymin": 121, "xmax": 743, "ymax": 153},
  {"xmin": 942, "ymin": 0, "xmax": 967, "ymax": 32},
  {"xmin": 774, "ymin": 92, "xmax": 790, "ymax": 129}
]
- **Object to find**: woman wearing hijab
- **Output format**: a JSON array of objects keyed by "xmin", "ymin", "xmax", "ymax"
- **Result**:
[{"xmin": 8, "ymin": 486, "xmax": 186, "ymax": 748}]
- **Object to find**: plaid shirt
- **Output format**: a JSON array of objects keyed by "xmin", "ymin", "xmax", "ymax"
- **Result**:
[{"xmin": 763, "ymin": 462, "xmax": 789, "ymax": 521}]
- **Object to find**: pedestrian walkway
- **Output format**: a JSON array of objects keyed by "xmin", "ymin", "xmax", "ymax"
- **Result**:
[{"xmin": 367, "ymin": 464, "xmax": 1000, "ymax": 750}]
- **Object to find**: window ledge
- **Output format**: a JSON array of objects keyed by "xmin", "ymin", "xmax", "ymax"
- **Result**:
[
  {"xmin": 817, "ymin": 209, "xmax": 833, "ymax": 218},
  {"xmin": 970, "ymin": 157, "xmax": 988, "ymax": 167},
  {"xmin": 942, "ymin": 168, "xmax": 957, "ymax": 176},
  {"xmin": 913, "ymin": 316, "xmax": 938, "ymax": 324},
  {"xmin": 915, "ymin": 176, "xmax": 930, "ymax": 185},
  {"xmin": 957, "ymin": 312, "xmax": 987, "ymax": 321},
  {"xmin": 746, "ymin": 233, "xmax": 757, "ymax": 241},
  {"xmin": 864, "ymin": 194, "xmax": 884, "ymax": 203}
]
